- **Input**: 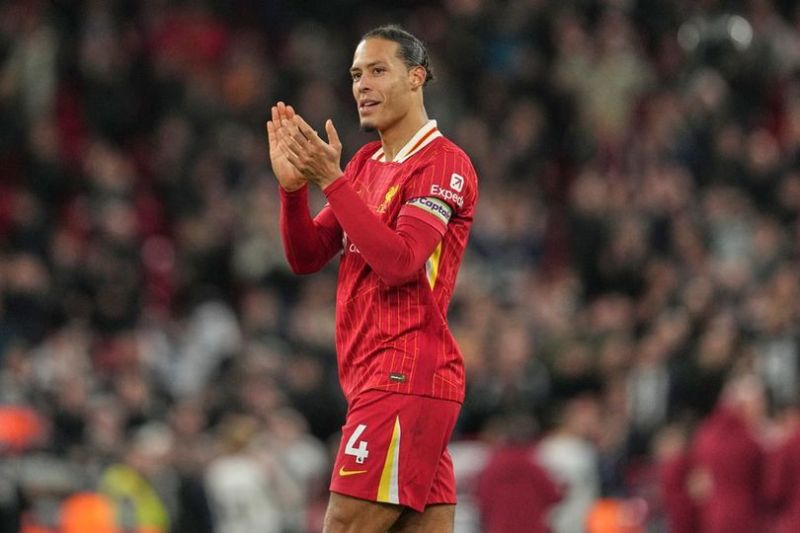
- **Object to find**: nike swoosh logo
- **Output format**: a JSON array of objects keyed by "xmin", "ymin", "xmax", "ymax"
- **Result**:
[{"xmin": 339, "ymin": 466, "xmax": 368, "ymax": 477}]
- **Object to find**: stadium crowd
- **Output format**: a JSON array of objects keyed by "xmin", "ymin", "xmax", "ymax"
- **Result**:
[{"xmin": 2, "ymin": 0, "xmax": 800, "ymax": 531}]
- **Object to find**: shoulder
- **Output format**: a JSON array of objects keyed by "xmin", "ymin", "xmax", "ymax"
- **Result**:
[
  {"xmin": 423, "ymin": 137, "xmax": 475, "ymax": 168},
  {"xmin": 417, "ymin": 137, "xmax": 479, "ymax": 193},
  {"xmin": 417, "ymin": 137, "xmax": 479, "ymax": 197}
]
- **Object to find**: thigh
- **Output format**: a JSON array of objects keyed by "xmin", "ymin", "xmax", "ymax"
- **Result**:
[
  {"xmin": 389, "ymin": 503, "xmax": 455, "ymax": 533},
  {"xmin": 330, "ymin": 390, "xmax": 460, "ymax": 513},
  {"xmin": 425, "ymin": 448, "xmax": 456, "ymax": 507},
  {"xmin": 323, "ymin": 492, "xmax": 403, "ymax": 533}
]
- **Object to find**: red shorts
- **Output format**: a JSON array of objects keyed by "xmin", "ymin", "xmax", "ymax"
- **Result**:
[{"xmin": 329, "ymin": 389, "xmax": 461, "ymax": 512}]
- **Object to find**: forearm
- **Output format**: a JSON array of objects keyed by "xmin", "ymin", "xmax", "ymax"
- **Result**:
[
  {"xmin": 280, "ymin": 185, "xmax": 342, "ymax": 274},
  {"xmin": 324, "ymin": 179, "xmax": 440, "ymax": 286}
]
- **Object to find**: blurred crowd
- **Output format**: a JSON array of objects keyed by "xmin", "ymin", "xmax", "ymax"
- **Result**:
[{"xmin": 2, "ymin": 0, "xmax": 800, "ymax": 531}]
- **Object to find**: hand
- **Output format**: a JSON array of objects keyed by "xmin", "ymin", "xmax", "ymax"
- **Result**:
[
  {"xmin": 276, "ymin": 112, "xmax": 344, "ymax": 190},
  {"xmin": 266, "ymin": 102, "xmax": 307, "ymax": 192}
]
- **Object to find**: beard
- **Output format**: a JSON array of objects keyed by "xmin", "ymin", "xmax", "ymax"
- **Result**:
[{"xmin": 360, "ymin": 122, "xmax": 377, "ymax": 133}]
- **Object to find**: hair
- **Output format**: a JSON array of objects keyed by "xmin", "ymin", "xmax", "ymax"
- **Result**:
[{"xmin": 361, "ymin": 24, "xmax": 435, "ymax": 86}]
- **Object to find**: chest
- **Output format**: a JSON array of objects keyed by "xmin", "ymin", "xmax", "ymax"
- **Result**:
[{"xmin": 356, "ymin": 161, "xmax": 412, "ymax": 220}]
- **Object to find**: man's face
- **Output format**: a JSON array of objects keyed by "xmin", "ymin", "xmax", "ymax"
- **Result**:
[{"xmin": 350, "ymin": 38, "xmax": 419, "ymax": 132}]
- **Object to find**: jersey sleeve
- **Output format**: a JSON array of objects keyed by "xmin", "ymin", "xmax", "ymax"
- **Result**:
[
  {"xmin": 399, "ymin": 149, "xmax": 478, "ymax": 235},
  {"xmin": 279, "ymin": 146, "xmax": 375, "ymax": 274},
  {"xmin": 280, "ymin": 186, "xmax": 342, "ymax": 274},
  {"xmin": 323, "ymin": 179, "xmax": 443, "ymax": 287}
]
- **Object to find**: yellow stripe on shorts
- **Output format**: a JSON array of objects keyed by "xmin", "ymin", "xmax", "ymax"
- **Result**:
[{"xmin": 377, "ymin": 416, "xmax": 401, "ymax": 504}]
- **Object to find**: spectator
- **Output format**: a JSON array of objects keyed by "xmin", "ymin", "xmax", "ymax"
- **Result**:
[
  {"xmin": 689, "ymin": 373, "xmax": 767, "ymax": 533},
  {"xmin": 475, "ymin": 414, "xmax": 562, "ymax": 533},
  {"xmin": 100, "ymin": 423, "xmax": 177, "ymax": 533},
  {"xmin": 537, "ymin": 395, "xmax": 602, "ymax": 533},
  {"xmin": 764, "ymin": 401, "xmax": 800, "ymax": 533},
  {"xmin": 654, "ymin": 424, "xmax": 697, "ymax": 533},
  {"xmin": 204, "ymin": 414, "xmax": 294, "ymax": 533}
]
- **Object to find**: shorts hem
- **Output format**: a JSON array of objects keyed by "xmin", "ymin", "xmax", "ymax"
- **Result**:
[
  {"xmin": 423, "ymin": 499, "xmax": 457, "ymax": 507},
  {"xmin": 329, "ymin": 488, "xmax": 426, "ymax": 513}
]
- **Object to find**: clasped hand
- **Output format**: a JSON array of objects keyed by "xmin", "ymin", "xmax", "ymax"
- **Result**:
[{"xmin": 266, "ymin": 102, "xmax": 344, "ymax": 191}]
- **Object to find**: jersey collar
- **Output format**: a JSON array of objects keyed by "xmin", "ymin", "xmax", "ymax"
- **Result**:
[{"xmin": 370, "ymin": 120, "xmax": 442, "ymax": 164}]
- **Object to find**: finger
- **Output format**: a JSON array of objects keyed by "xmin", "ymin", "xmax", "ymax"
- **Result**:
[
  {"xmin": 277, "ymin": 115, "xmax": 313, "ymax": 155},
  {"xmin": 277, "ymin": 101, "xmax": 288, "ymax": 126},
  {"xmin": 290, "ymin": 123, "xmax": 311, "ymax": 145},
  {"xmin": 293, "ymin": 115, "xmax": 316, "ymax": 138},
  {"xmin": 283, "ymin": 117, "xmax": 311, "ymax": 145},
  {"xmin": 285, "ymin": 104, "xmax": 296, "ymax": 119},
  {"xmin": 271, "ymin": 105, "xmax": 279, "ymax": 126},
  {"xmin": 286, "ymin": 136, "xmax": 311, "ymax": 165},
  {"xmin": 277, "ymin": 132, "xmax": 302, "ymax": 161},
  {"xmin": 280, "ymin": 131, "xmax": 305, "ymax": 159},
  {"xmin": 266, "ymin": 121, "xmax": 277, "ymax": 151},
  {"xmin": 285, "ymin": 150, "xmax": 302, "ymax": 170},
  {"xmin": 274, "ymin": 109, "xmax": 304, "ymax": 140},
  {"xmin": 275, "ymin": 115, "xmax": 298, "ymax": 141},
  {"xmin": 273, "ymin": 120, "xmax": 290, "ymax": 147},
  {"xmin": 326, "ymin": 119, "xmax": 341, "ymax": 151},
  {"xmin": 281, "ymin": 141, "xmax": 304, "ymax": 170}
]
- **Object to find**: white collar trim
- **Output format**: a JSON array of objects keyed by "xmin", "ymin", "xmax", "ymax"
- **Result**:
[{"xmin": 370, "ymin": 120, "xmax": 441, "ymax": 163}]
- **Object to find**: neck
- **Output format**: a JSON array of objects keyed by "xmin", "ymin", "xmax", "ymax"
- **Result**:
[{"xmin": 379, "ymin": 107, "xmax": 429, "ymax": 161}]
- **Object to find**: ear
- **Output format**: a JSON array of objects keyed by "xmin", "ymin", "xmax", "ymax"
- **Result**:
[{"xmin": 408, "ymin": 65, "xmax": 426, "ymax": 90}]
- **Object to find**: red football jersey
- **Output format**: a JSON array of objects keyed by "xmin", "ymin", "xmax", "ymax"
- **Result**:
[{"xmin": 335, "ymin": 120, "xmax": 478, "ymax": 403}]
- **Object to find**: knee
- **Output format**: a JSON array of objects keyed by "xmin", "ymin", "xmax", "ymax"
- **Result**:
[
  {"xmin": 323, "ymin": 493, "xmax": 402, "ymax": 533},
  {"xmin": 323, "ymin": 495, "xmax": 374, "ymax": 533},
  {"xmin": 323, "ymin": 503, "xmax": 354, "ymax": 533}
]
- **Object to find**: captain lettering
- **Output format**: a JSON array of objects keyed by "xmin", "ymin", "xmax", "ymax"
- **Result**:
[{"xmin": 406, "ymin": 197, "xmax": 453, "ymax": 224}]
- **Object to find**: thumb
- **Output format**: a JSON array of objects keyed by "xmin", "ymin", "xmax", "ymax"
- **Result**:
[{"xmin": 326, "ymin": 119, "xmax": 342, "ymax": 151}]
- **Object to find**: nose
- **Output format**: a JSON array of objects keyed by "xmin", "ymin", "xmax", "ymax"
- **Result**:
[{"xmin": 355, "ymin": 77, "xmax": 371, "ymax": 94}]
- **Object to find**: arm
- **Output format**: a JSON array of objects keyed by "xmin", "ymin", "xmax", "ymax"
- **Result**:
[
  {"xmin": 272, "ymin": 112, "xmax": 443, "ymax": 285},
  {"xmin": 324, "ymin": 178, "xmax": 441, "ymax": 286},
  {"xmin": 280, "ymin": 185, "xmax": 343, "ymax": 274}
]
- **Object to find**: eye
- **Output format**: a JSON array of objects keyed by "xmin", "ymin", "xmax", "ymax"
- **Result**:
[
  {"xmin": 372, "ymin": 67, "xmax": 386, "ymax": 75},
  {"xmin": 351, "ymin": 72, "xmax": 361, "ymax": 82}
]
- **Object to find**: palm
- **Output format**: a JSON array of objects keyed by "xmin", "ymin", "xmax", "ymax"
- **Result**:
[
  {"xmin": 266, "ymin": 104, "xmax": 306, "ymax": 191},
  {"xmin": 269, "ymin": 131, "xmax": 305, "ymax": 188}
]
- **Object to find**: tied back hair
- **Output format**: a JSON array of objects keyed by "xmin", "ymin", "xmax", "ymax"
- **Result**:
[{"xmin": 362, "ymin": 24, "xmax": 435, "ymax": 86}]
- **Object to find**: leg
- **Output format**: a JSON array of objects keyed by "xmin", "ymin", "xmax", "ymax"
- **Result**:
[
  {"xmin": 389, "ymin": 503, "xmax": 455, "ymax": 533},
  {"xmin": 323, "ymin": 492, "xmax": 403, "ymax": 533}
]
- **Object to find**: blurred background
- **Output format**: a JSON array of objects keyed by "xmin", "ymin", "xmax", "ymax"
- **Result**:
[{"xmin": 2, "ymin": 0, "xmax": 800, "ymax": 531}]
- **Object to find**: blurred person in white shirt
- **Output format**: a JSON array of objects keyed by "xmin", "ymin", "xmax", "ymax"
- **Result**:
[{"xmin": 537, "ymin": 395, "xmax": 601, "ymax": 533}]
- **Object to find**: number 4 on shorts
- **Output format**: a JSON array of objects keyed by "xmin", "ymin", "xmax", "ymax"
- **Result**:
[{"xmin": 345, "ymin": 424, "xmax": 369, "ymax": 464}]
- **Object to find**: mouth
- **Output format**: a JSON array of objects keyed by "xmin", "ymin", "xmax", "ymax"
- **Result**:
[{"xmin": 359, "ymin": 100, "xmax": 381, "ymax": 114}]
